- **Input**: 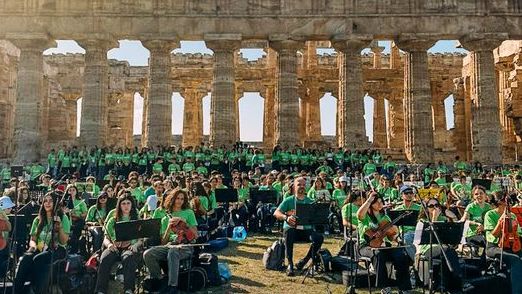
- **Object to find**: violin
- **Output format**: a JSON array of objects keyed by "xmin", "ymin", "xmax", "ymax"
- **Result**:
[
  {"xmin": 364, "ymin": 210, "xmax": 413, "ymax": 248},
  {"xmin": 0, "ymin": 219, "xmax": 8, "ymax": 250},
  {"xmin": 499, "ymin": 197, "xmax": 521, "ymax": 253},
  {"xmin": 169, "ymin": 218, "xmax": 196, "ymax": 244}
]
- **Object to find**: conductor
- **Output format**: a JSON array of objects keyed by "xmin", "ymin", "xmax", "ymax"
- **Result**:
[{"xmin": 274, "ymin": 177, "xmax": 324, "ymax": 276}]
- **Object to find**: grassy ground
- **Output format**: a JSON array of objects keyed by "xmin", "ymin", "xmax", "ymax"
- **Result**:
[{"xmin": 107, "ymin": 233, "xmax": 426, "ymax": 294}]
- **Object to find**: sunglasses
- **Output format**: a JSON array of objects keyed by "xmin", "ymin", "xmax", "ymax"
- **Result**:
[{"xmin": 427, "ymin": 204, "xmax": 440, "ymax": 208}]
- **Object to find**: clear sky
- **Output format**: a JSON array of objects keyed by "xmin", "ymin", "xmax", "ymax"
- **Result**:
[{"xmin": 44, "ymin": 40, "xmax": 467, "ymax": 142}]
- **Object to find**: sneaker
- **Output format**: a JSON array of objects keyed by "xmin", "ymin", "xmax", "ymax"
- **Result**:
[
  {"xmin": 380, "ymin": 287, "xmax": 392, "ymax": 294},
  {"xmin": 287, "ymin": 264, "xmax": 295, "ymax": 276},
  {"xmin": 124, "ymin": 290, "xmax": 133, "ymax": 294},
  {"xmin": 296, "ymin": 258, "xmax": 308, "ymax": 271}
]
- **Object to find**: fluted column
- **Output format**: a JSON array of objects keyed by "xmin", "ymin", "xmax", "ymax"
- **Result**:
[
  {"xmin": 269, "ymin": 39, "xmax": 304, "ymax": 147},
  {"xmin": 373, "ymin": 96, "xmax": 387, "ymax": 148},
  {"xmin": 452, "ymin": 77, "xmax": 468, "ymax": 159},
  {"xmin": 460, "ymin": 35, "xmax": 506, "ymax": 164},
  {"xmin": 8, "ymin": 34, "xmax": 55, "ymax": 163},
  {"xmin": 262, "ymin": 85, "xmax": 276, "ymax": 150},
  {"xmin": 142, "ymin": 40, "xmax": 178, "ymax": 147},
  {"xmin": 77, "ymin": 38, "xmax": 117, "ymax": 147},
  {"xmin": 234, "ymin": 90, "xmax": 243, "ymax": 142},
  {"xmin": 387, "ymin": 96, "xmax": 405, "ymax": 149},
  {"xmin": 306, "ymin": 96, "xmax": 322, "ymax": 141},
  {"xmin": 333, "ymin": 37, "xmax": 371, "ymax": 149},
  {"xmin": 205, "ymin": 35, "xmax": 241, "ymax": 147},
  {"xmin": 182, "ymin": 87, "xmax": 205, "ymax": 147},
  {"xmin": 396, "ymin": 37, "xmax": 436, "ymax": 163},
  {"xmin": 371, "ymin": 45, "xmax": 384, "ymax": 69}
]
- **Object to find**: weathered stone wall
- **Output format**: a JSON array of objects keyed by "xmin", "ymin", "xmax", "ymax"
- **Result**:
[{"xmin": 0, "ymin": 41, "xmax": 18, "ymax": 159}]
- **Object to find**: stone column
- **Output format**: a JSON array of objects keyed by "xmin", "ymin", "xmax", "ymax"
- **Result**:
[
  {"xmin": 459, "ymin": 35, "xmax": 506, "ymax": 164},
  {"xmin": 396, "ymin": 37, "xmax": 436, "ymax": 163},
  {"xmin": 332, "ymin": 37, "xmax": 371, "ymax": 149},
  {"xmin": 182, "ymin": 87, "xmax": 205, "ymax": 147},
  {"xmin": 453, "ymin": 78, "xmax": 467, "ymax": 159},
  {"xmin": 306, "ymin": 96, "xmax": 322, "ymax": 141},
  {"xmin": 269, "ymin": 39, "xmax": 304, "ymax": 147},
  {"xmin": 390, "ymin": 41, "xmax": 402, "ymax": 69},
  {"xmin": 371, "ymin": 45, "xmax": 384, "ymax": 69},
  {"xmin": 142, "ymin": 40, "xmax": 178, "ymax": 147},
  {"xmin": 235, "ymin": 90, "xmax": 243, "ymax": 142},
  {"xmin": 387, "ymin": 96, "xmax": 405, "ymax": 150},
  {"xmin": 262, "ymin": 85, "xmax": 276, "ymax": 150},
  {"xmin": 373, "ymin": 96, "xmax": 387, "ymax": 148},
  {"xmin": 8, "ymin": 35, "xmax": 55, "ymax": 163},
  {"xmin": 77, "ymin": 38, "xmax": 117, "ymax": 147},
  {"xmin": 205, "ymin": 35, "xmax": 241, "ymax": 147}
]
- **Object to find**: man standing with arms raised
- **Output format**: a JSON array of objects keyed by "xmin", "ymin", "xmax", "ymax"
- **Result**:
[{"xmin": 274, "ymin": 177, "xmax": 324, "ymax": 276}]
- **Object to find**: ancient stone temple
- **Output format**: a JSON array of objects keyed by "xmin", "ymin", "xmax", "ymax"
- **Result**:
[{"xmin": 1, "ymin": 0, "xmax": 522, "ymax": 164}]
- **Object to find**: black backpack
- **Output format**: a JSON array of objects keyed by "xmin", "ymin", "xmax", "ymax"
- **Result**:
[
  {"xmin": 263, "ymin": 239, "xmax": 286, "ymax": 271},
  {"xmin": 199, "ymin": 253, "xmax": 222, "ymax": 286}
]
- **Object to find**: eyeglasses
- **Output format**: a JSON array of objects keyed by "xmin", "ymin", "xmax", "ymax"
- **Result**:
[{"xmin": 427, "ymin": 204, "xmax": 440, "ymax": 208}]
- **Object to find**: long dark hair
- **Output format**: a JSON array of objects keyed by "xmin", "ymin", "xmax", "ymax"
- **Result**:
[
  {"xmin": 164, "ymin": 189, "xmax": 190, "ymax": 212},
  {"xmin": 35, "ymin": 192, "xmax": 64, "ymax": 241},
  {"xmin": 96, "ymin": 192, "xmax": 108, "ymax": 210},
  {"xmin": 114, "ymin": 192, "xmax": 138, "ymax": 222},
  {"xmin": 368, "ymin": 194, "xmax": 384, "ymax": 224}
]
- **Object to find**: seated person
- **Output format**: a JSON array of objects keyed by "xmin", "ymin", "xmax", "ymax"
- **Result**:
[
  {"xmin": 95, "ymin": 193, "xmax": 143, "ymax": 294},
  {"xmin": 460, "ymin": 185, "xmax": 492, "ymax": 251},
  {"xmin": 273, "ymin": 177, "xmax": 324, "ymax": 276},
  {"xmin": 63, "ymin": 184, "xmax": 87, "ymax": 254},
  {"xmin": 0, "ymin": 196, "xmax": 14, "ymax": 279},
  {"xmin": 143, "ymin": 189, "xmax": 198, "ymax": 294},
  {"xmin": 484, "ymin": 191, "xmax": 522, "ymax": 294},
  {"xmin": 356, "ymin": 192, "xmax": 412, "ymax": 293},
  {"xmin": 415, "ymin": 198, "xmax": 463, "ymax": 292},
  {"xmin": 15, "ymin": 193, "xmax": 70, "ymax": 294},
  {"xmin": 85, "ymin": 192, "xmax": 109, "ymax": 252}
]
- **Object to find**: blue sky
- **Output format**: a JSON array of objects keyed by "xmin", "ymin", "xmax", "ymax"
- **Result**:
[{"xmin": 44, "ymin": 40, "xmax": 467, "ymax": 142}]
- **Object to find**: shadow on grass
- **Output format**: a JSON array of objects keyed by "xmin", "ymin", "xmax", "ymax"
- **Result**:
[
  {"xmin": 218, "ymin": 257, "xmax": 240, "ymax": 265},
  {"xmin": 231, "ymin": 276, "xmax": 266, "ymax": 287},
  {"xmin": 238, "ymin": 242, "xmax": 271, "ymax": 250}
]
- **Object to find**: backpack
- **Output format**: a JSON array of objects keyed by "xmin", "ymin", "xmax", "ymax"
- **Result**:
[
  {"xmin": 263, "ymin": 239, "xmax": 286, "ymax": 271},
  {"xmin": 199, "ymin": 253, "xmax": 222, "ymax": 286}
]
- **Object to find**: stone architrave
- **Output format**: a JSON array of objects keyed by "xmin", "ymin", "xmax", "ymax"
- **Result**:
[
  {"xmin": 459, "ymin": 35, "xmax": 507, "ymax": 164},
  {"xmin": 142, "ymin": 40, "xmax": 178, "ymax": 147},
  {"xmin": 182, "ymin": 87, "xmax": 205, "ymax": 147},
  {"xmin": 8, "ymin": 34, "xmax": 55, "ymax": 163},
  {"xmin": 396, "ymin": 36, "xmax": 436, "ymax": 163},
  {"xmin": 77, "ymin": 38, "xmax": 118, "ymax": 147},
  {"xmin": 269, "ymin": 38, "xmax": 304, "ymax": 147},
  {"xmin": 332, "ymin": 37, "xmax": 371, "ymax": 149},
  {"xmin": 205, "ymin": 34, "xmax": 241, "ymax": 147}
]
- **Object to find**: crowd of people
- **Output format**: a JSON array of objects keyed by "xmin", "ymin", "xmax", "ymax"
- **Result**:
[{"xmin": 1, "ymin": 144, "xmax": 522, "ymax": 294}]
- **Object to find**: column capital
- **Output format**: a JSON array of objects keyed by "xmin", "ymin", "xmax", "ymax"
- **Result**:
[
  {"xmin": 458, "ymin": 33, "xmax": 508, "ymax": 52},
  {"xmin": 331, "ymin": 36, "xmax": 372, "ymax": 54},
  {"xmin": 77, "ymin": 38, "xmax": 119, "ymax": 52},
  {"xmin": 395, "ymin": 35, "xmax": 436, "ymax": 52},
  {"xmin": 269, "ymin": 39, "xmax": 305, "ymax": 53},
  {"xmin": 142, "ymin": 39, "xmax": 179, "ymax": 53},
  {"xmin": 204, "ymin": 34, "xmax": 241, "ymax": 52},
  {"xmin": 6, "ymin": 33, "xmax": 56, "ymax": 51}
]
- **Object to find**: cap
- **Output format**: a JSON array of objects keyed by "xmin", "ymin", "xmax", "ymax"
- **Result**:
[
  {"xmin": 0, "ymin": 196, "xmax": 15, "ymax": 210},
  {"xmin": 339, "ymin": 176, "xmax": 348, "ymax": 182},
  {"xmin": 270, "ymin": 170, "xmax": 278, "ymax": 175},
  {"xmin": 399, "ymin": 185, "xmax": 413, "ymax": 194}
]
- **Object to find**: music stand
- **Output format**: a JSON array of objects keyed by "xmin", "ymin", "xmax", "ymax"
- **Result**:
[
  {"xmin": 214, "ymin": 188, "xmax": 238, "ymax": 203},
  {"xmin": 387, "ymin": 210, "xmax": 419, "ymax": 228},
  {"xmin": 471, "ymin": 179, "xmax": 492, "ymax": 191},
  {"xmin": 115, "ymin": 219, "xmax": 161, "ymax": 242},
  {"xmin": 106, "ymin": 198, "xmax": 117, "ymax": 212},
  {"xmin": 250, "ymin": 189, "xmax": 277, "ymax": 204},
  {"xmin": 88, "ymin": 198, "xmax": 97, "ymax": 207}
]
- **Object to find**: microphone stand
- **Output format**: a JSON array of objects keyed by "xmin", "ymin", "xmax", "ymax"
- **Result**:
[
  {"xmin": 417, "ymin": 194, "xmax": 454, "ymax": 294},
  {"xmin": 3, "ymin": 176, "xmax": 19, "ymax": 294}
]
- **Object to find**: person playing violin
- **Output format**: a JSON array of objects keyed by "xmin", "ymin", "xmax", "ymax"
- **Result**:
[
  {"xmin": 357, "ymin": 191, "xmax": 412, "ymax": 293},
  {"xmin": 0, "ymin": 196, "xmax": 14, "ymax": 280},
  {"xmin": 392, "ymin": 185, "xmax": 422, "ymax": 260},
  {"xmin": 484, "ymin": 191, "xmax": 522, "ymax": 294},
  {"xmin": 273, "ymin": 177, "xmax": 324, "ymax": 276}
]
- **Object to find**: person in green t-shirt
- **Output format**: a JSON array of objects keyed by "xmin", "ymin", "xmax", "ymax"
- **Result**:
[
  {"xmin": 64, "ymin": 185, "xmax": 87, "ymax": 254},
  {"xmin": 461, "ymin": 185, "xmax": 492, "ymax": 248},
  {"xmin": 341, "ymin": 190, "xmax": 365, "ymax": 235},
  {"xmin": 273, "ymin": 177, "xmax": 324, "ymax": 276},
  {"xmin": 356, "ymin": 192, "xmax": 412, "ymax": 291},
  {"xmin": 15, "ymin": 193, "xmax": 71, "ymax": 293},
  {"xmin": 143, "ymin": 189, "xmax": 197, "ymax": 292},
  {"xmin": 332, "ymin": 177, "xmax": 349, "ymax": 208},
  {"xmin": 96, "ymin": 193, "xmax": 142, "ymax": 294},
  {"xmin": 85, "ymin": 192, "xmax": 108, "ymax": 252},
  {"xmin": 484, "ymin": 192, "xmax": 522, "ymax": 294},
  {"xmin": 182, "ymin": 158, "xmax": 195, "ymax": 173}
]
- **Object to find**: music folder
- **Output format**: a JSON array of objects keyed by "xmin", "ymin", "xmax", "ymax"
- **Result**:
[
  {"xmin": 387, "ymin": 210, "xmax": 418, "ymax": 227},
  {"xmin": 115, "ymin": 218, "xmax": 161, "ymax": 242},
  {"xmin": 214, "ymin": 188, "xmax": 238, "ymax": 203},
  {"xmin": 413, "ymin": 221, "xmax": 468, "ymax": 246},
  {"xmin": 250, "ymin": 189, "xmax": 277, "ymax": 204},
  {"xmin": 295, "ymin": 203, "xmax": 330, "ymax": 225}
]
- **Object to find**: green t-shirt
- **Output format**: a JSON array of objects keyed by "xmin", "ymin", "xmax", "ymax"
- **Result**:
[
  {"xmin": 152, "ymin": 163, "xmax": 163, "ymax": 174},
  {"xmin": 86, "ymin": 205, "xmax": 107, "ymax": 223},
  {"xmin": 160, "ymin": 209, "xmax": 198, "ymax": 243},
  {"xmin": 332, "ymin": 189, "xmax": 347, "ymax": 207},
  {"xmin": 182, "ymin": 162, "xmax": 195, "ymax": 172},
  {"xmin": 152, "ymin": 207, "xmax": 167, "ymax": 220},
  {"xmin": 71, "ymin": 199, "xmax": 88, "ymax": 218},
  {"xmin": 342, "ymin": 203, "xmax": 360, "ymax": 226},
  {"xmin": 30, "ymin": 214, "xmax": 71, "ymax": 250},
  {"xmin": 48, "ymin": 153, "xmax": 57, "ymax": 167},
  {"xmin": 357, "ymin": 213, "xmax": 391, "ymax": 246},
  {"xmin": 465, "ymin": 202, "xmax": 492, "ymax": 237},
  {"xmin": 484, "ymin": 209, "xmax": 522, "ymax": 244},
  {"xmin": 276, "ymin": 195, "xmax": 313, "ymax": 230},
  {"xmin": 198, "ymin": 194, "xmax": 218, "ymax": 211},
  {"xmin": 378, "ymin": 186, "xmax": 400, "ymax": 204},
  {"xmin": 363, "ymin": 163, "xmax": 377, "ymax": 176}
]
